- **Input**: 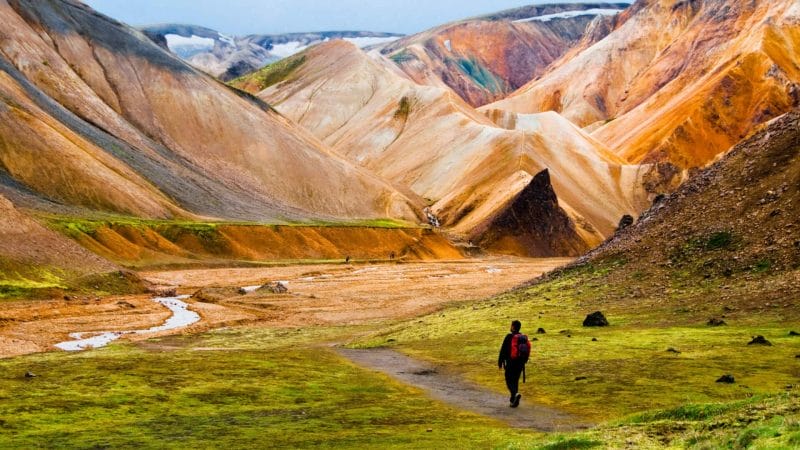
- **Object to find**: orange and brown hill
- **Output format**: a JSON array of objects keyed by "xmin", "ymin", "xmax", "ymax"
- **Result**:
[
  {"xmin": 487, "ymin": 0, "xmax": 800, "ymax": 169},
  {"xmin": 232, "ymin": 40, "xmax": 655, "ymax": 256},
  {"xmin": 0, "ymin": 0, "xmax": 418, "ymax": 224},
  {"xmin": 543, "ymin": 109, "xmax": 800, "ymax": 313},
  {"xmin": 379, "ymin": 2, "xmax": 630, "ymax": 107}
]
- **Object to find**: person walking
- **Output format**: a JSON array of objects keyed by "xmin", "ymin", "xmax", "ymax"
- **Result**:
[{"xmin": 498, "ymin": 320, "xmax": 530, "ymax": 408}]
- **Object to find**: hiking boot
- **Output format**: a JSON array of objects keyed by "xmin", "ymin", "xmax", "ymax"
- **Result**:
[
  {"xmin": 511, "ymin": 393, "xmax": 522, "ymax": 408},
  {"xmin": 509, "ymin": 395, "xmax": 515, "ymax": 404}
]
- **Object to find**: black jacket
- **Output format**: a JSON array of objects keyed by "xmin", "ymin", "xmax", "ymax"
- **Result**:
[{"xmin": 498, "ymin": 331, "xmax": 520, "ymax": 368}]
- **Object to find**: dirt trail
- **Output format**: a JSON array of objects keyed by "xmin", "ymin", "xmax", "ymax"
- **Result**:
[{"xmin": 338, "ymin": 348, "xmax": 591, "ymax": 431}]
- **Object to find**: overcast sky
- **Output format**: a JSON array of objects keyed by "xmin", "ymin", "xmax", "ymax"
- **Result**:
[{"xmin": 84, "ymin": 0, "xmax": 630, "ymax": 35}]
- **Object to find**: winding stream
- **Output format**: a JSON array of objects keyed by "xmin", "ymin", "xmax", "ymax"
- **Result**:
[{"xmin": 54, "ymin": 295, "xmax": 200, "ymax": 351}]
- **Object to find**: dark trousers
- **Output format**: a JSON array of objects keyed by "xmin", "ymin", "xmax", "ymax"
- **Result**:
[{"xmin": 504, "ymin": 362, "xmax": 524, "ymax": 399}]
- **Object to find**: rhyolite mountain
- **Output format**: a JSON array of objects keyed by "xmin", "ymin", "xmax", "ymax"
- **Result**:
[
  {"xmin": 233, "ymin": 40, "xmax": 654, "ymax": 256},
  {"xmin": 142, "ymin": 24, "xmax": 402, "ymax": 81},
  {"xmin": 378, "ymin": 2, "xmax": 630, "ymax": 106},
  {"xmin": 488, "ymin": 0, "xmax": 800, "ymax": 169},
  {"xmin": 0, "ymin": 0, "xmax": 417, "ymax": 224}
]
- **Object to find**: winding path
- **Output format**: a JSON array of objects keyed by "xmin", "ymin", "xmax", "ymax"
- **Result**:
[{"xmin": 338, "ymin": 348, "xmax": 592, "ymax": 431}]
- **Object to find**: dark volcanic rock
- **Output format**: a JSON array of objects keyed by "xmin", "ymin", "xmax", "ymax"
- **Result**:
[
  {"xmin": 747, "ymin": 335, "xmax": 772, "ymax": 346},
  {"xmin": 789, "ymin": 331, "xmax": 799, "ymax": 336},
  {"xmin": 707, "ymin": 318, "xmax": 727, "ymax": 326},
  {"xmin": 716, "ymin": 374, "xmax": 735, "ymax": 384},
  {"xmin": 666, "ymin": 348, "xmax": 681, "ymax": 354},
  {"xmin": 474, "ymin": 169, "xmax": 590, "ymax": 257},
  {"xmin": 583, "ymin": 311, "xmax": 609, "ymax": 327},
  {"xmin": 536, "ymin": 328, "xmax": 546, "ymax": 334},
  {"xmin": 617, "ymin": 215, "xmax": 635, "ymax": 232}
]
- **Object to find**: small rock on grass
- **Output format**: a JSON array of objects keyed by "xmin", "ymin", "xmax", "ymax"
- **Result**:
[
  {"xmin": 666, "ymin": 348, "xmax": 681, "ymax": 354},
  {"xmin": 24, "ymin": 371, "xmax": 36, "ymax": 378},
  {"xmin": 536, "ymin": 328, "xmax": 546, "ymax": 334},
  {"xmin": 789, "ymin": 331, "xmax": 799, "ymax": 336},
  {"xmin": 707, "ymin": 317, "xmax": 727, "ymax": 326},
  {"xmin": 748, "ymin": 335, "xmax": 772, "ymax": 346},
  {"xmin": 592, "ymin": 338, "xmax": 598, "ymax": 342},
  {"xmin": 717, "ymin": 374, "xmax": 735, "ymax": 384},
  {"xmin": 575, "ymin": 376, "xmax": 588, "ymax": 381}
]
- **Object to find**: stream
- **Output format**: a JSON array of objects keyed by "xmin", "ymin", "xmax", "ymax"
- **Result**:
[{"xmin": 54, "ymin": 295, "xmax": 200, "ymax": 351}]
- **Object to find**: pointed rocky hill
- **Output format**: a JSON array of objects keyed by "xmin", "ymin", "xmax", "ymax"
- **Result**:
[
  {"xmin": 488, "ymin": 0, "xmax": 800, "ymax": 169},
  {"xmin": 232, "ymin": 40, "xmax": 654, "ymax": 256},
  {"xmin": 379, "ymin": 3, "xmax": 630, "ymax": 107},
  {"xmin": 0, "ymin": 0, "xmax": 418, "ymax": 223}
]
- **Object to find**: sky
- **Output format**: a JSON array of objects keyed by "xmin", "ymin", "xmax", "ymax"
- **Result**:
[{"xmin": 84, "ymin": 0, "xmax": 630, "ymax": 35}]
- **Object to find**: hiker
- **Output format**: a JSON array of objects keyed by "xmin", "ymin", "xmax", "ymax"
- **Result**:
[{"xmin": 498, "ymin": 320, "xmax": 530, "ymax": 408}]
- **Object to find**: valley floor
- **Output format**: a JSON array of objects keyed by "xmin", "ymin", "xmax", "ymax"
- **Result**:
[{"xmin": 0, "ymin": 257, "xmax": 797, "ymax": 448}]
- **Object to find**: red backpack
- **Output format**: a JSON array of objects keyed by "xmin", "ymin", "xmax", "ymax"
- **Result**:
[{"xmin": 510, "ymin": 333, "xmax": 531, "ymax": 363}]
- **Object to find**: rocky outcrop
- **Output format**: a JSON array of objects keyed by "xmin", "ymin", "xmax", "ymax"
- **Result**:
[{"xmin": 472, "ymin": 170, "xmax": 590, "ymax": 257}]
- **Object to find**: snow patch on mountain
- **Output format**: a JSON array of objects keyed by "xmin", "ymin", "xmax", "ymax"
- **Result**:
[
  {"xmin": 165, "ymin": 34, "xmax": 215, "ymax": 57},
  {"xmin": 343, "ymin": 36, "xmax": 400, "ymax": 48},
  {"xmin": 514, "ymin": 8, "xmax": 623, "ymax": 23},
  {"xmin": 270, "ymin": 37, "xmax": 401, "ymax": 58}
]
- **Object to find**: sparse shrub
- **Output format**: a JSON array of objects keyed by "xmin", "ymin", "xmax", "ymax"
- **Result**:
[
  {"xmin": 394, "ymin": 96, "xmax": 413, "ymax": 119},
  {"xmin": 705, "ymin": 231, "xmax": 733, "ymax": 250}
]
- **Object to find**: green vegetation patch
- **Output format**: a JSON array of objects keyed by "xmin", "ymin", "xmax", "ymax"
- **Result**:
[
  {"xmin": 0, "ymin": 328, "xmax": 537, "ymax": 448},
  {"xmin": 389, "ymin": 50, "xmax": 416, "ymax": 64},
  {"xmin": 393, "ymin": 96, "xmax": 413, "ymax": 120},
  {"xmin": 230, "ymin": 54, "xmax": 306, "ymax": 92}
]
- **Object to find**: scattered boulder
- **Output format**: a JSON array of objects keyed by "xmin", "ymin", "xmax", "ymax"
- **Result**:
[
  {"xmin": 707, "ymin": 318, "xmax": 727, "ymax": 326},
  {"xmin": 575, "ymin": 376, "xmax": 588, "ymax": 381},
  {"xmin": 116, "ymin": 301, "xmax": 136, "ymax": 309},
  {"xmin": 591, "ymin": 338, "xmax": 598, "ymax": 342},
  {"xmin": 24, "ymin": 371, "xmax": 36, "ymax": 378},
  {"xmin": 666, "ymin": 348, "xmax": 681, "ymax": 354},
  {"xmin": 536, "ymin": 328, "xmax": 546, "ymax": 334},
  {"xmin": 747, "ymin": 335, "xmax": 772, "ymax": 346},
  {"xmin": 789, "ymin": 331, "xmax": 799, "ymax": 336},
  {"xmin": 237, "ymin": 287, "xmax": 248, "ymax": 295},
  {"xmin": 583, "ymin": 311, "xmax": 609, "ymax": 327},
  {"xmin": 716, "ymin": 374, "xmax": 735, "ymax": 384},
  {"xmin": 413, "ymin": 369, "xmax": 437, "ymax": 376},
  {"xmin": 617, "ymin": 215, "xmax": 635, "ymax": 232},
  {"xmin": 258, "ymin": 282, "xmax": 289, "ymax": 294}
]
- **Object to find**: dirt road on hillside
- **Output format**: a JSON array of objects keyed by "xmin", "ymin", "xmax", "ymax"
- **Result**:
[{"xmin": 0, "ymin": 257, "xmax": 570, "ymax": 357}]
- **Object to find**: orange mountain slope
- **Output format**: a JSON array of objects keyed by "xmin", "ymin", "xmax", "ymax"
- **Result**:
[
  {"xmin": 487, "ymin": 0, "xmax": 800, "ymax": 169},
  {"xmin": 379, "ymin": 3, "xmax": 629, "ymax": 107},
  {"xmin": 0, "ymin": 194, "xmax": 120, "ymax": 290},
  {"xmin": 234, "ymin": 41, "xmax": 656, "ymax": 256},
  {"xmin": 0, "ymin": 0, "xmax": 418, "ymax": 223}
]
